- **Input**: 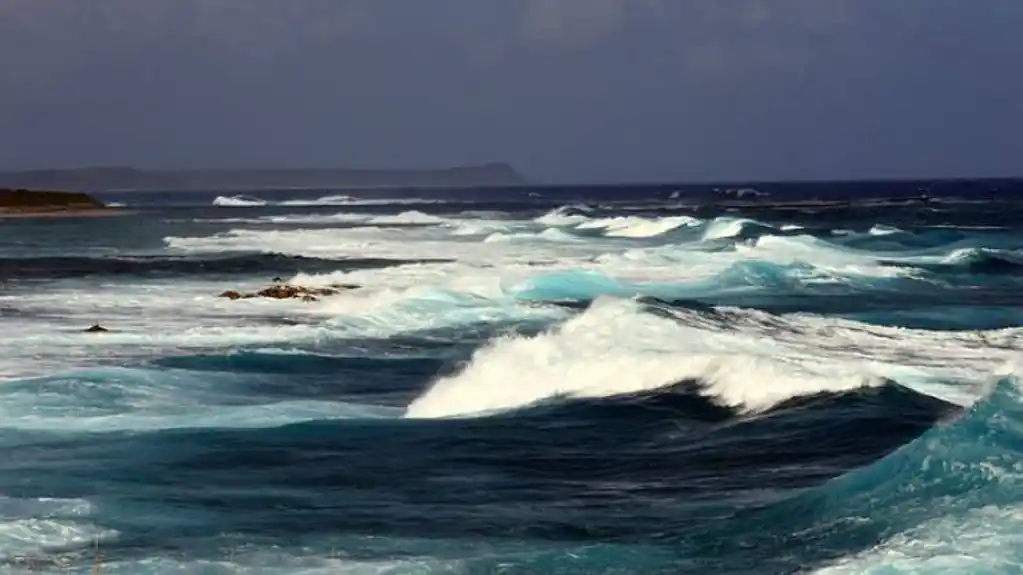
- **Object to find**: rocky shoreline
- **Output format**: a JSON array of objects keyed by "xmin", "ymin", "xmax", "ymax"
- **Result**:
[{"xmin": 0, "ymin": 188, "xmax": 121, "ymax": 218}]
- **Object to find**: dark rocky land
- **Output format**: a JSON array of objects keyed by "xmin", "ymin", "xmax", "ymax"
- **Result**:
[{"xmin": 0, "ymin": 188, "xmax": 115, "ymax": 217}]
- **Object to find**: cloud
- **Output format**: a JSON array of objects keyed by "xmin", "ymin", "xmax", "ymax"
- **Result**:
[
  {"xmin": 0, "ymin": 1, "xmax": 1019, "ymax": 181},
  {"xmin": 518, "ymin": 0, "xmax": 629, "ymax": 45}
]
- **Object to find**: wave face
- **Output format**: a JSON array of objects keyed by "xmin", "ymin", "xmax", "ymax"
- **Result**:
[{"xmin": 3, "ymin": 182, "xmax": 1023, "ymax": 573}]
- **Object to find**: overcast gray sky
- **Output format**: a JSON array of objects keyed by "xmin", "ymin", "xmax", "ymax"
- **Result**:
[{"xmin": 1, "ymin": 0, "xmax": 1020, "ymax": 182}]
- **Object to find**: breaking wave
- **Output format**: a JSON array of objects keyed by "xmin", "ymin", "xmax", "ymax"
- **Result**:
[
  {"xmin": 212, "ymin": 194, "xmax": 450, "ymax": 207},
  {"xmin": 407, "ymin": 298, "xmax": 893, "ymax": 419},
  {"xmin": 212, "ymin": 194, "xmax": 266, "ymax": 207}
]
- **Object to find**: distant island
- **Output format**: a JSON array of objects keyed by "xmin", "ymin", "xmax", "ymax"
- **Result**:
[
  {"xmin": 0, "ymin": 188, "xmax": 114, "ymax": 218},
  {"xmin": 0, "ymin": 163, "xmax": 526, "ymax": 192}
]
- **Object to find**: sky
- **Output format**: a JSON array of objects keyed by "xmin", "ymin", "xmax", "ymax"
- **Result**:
[{"xmin": 1, "ymin": 0, "xmax": 1021, "ymax": 183}]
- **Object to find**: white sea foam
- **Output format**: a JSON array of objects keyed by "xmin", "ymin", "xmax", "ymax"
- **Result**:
[
  {"xmin": 702, "ymin": 217, "xmax": 759, "ymax": 240},
  {"xmin": 88, "ymin": 557, "xmax": 466, "ymax": 575},
  {"xmin": 9, "ymin": 207, "xmax": 1012, "ymax": 392},
  {"xmin": 161, "ymin": 216, "xmax": 904, "ymax": 290},
  {"xmin": 405, "ymin": 297, "xmax": 1018, "ymax": 419},
  {"xmin": 576, "ymin": 215, "xmax": 700, "ymax": 238},
  {"xmin": 77, "ymin": 540, "xmax": 470, "ymax": 575},
  {"xmin": 211, "ymin": 194, "xmax": 449, "ymax": 208},
  {"xmin": 448, "ymin": 219, "xmax": 515, "ymax": 236},
  {"xmin": 212, "ymin": 195, "xmax": 267, "ymax": 207},
  {"xmin": 0, "ymin": 268, "xmax": 576, "ymax": 381},
  {"xmin": 534, "ymin": 204, "xmax": 594, "ymax": 226},
  {"xmin": 0, "ymin": 496, "xmax": 115, "ymax": 562},
  {"xmin": 312, "ymin": 284, "xmax": 568, "ymax": 338},
  {"xmin": 814, "ymin": 504, "xmax": 1023, "ymax": 574},
  {"xmin": 259, "ymin": 212, "xmax": 372, "ymax": 224},
  {"xmin": 208, "ymin": 211, "xmax": 520, "ymax": 232},
  {"xmin": 164, "ymin": 215, "xmax": 923, "ymax": 287},
  {"xmin": 0, "ymin": 277, "xmax": 334, "ymax": 379},
  {"xmin": 279, "ymin": 194, "xmax": 354, "ymax": 206},
  {"xmin": 7, "ymin": 198, "xmax": 1023, "ymax": 573},
  {"xmin": 367, "ymin": 210, "xmax": 446, "ymax": 225},
  {"xmin": 403, "ymin": 298, "xmax": 881, "ymax": 419},
  {"xmin": 869, "ymin": 224, "xmax": 903, "ymax": 236},
  {"xmin": 483, "ymin": 228, "xmax": 581, "ymax": 243},
  {"xmin": 735, "ymin": 234, "xmax": 910, "ymax": 278},
  {"xmin": 534, "ymin": 205, "xmax": 702, "ymax": 238},
  {"xmin": 9, "ymin": 210, "xmax": 1020, "ymax": 423},
  {"xmin": 165, "ymin": 225, "xmax": 603, "ymax": 264}
]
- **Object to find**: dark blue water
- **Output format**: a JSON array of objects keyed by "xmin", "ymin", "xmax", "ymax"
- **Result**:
[{"xmin": 1, "ymin": 182, "xmax": 1022, "ymax": 573}]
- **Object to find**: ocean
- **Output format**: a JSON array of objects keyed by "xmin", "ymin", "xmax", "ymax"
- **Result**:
[{"xmin": 1, "ymin": 181, "xmax": 1022, "ymax": 574}]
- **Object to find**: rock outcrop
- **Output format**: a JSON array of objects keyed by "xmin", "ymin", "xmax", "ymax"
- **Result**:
[
  {"xmin": 218, "ymin": 283, "xmax": 359, "ymax": 302},
  {"xmin": 83, "ymin": 324, "xmax": 109, "ymax": 332},
  {"xmin": 0, "ymin": 188, "xmax": 109, "ymax": 214}
]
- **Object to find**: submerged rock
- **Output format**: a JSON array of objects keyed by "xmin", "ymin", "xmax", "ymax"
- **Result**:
[{"xmin": 83, "ymin": 324, "xmax": 108, "ymax": 332}]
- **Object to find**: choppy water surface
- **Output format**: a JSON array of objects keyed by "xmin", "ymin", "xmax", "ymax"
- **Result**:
[{"xmin": 1, "ymin": 182, "xmax": 1022, "ymax": 574}]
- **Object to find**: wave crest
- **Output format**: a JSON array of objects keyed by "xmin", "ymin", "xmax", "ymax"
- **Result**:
[
  {"xmin": 796, "ymin": 374, "xmax": 1023, "ymax": 572},
  {"xmin": 405, "ymin": 298, "xmax": 885, "ymax": 419},
  {"xmin": 211, "ymin": 194, "xmax": 449, "ymax": 208},
  {"xmin": 212, "ymin": 194, "xmax": 266, "ymax": 207},
  {"xmin": 576, "ymin": 215, "xmax": 701, "ymax": 238},
  {"xmin": 702, "ymin": 216, "xmax": 778, "ymax": 241}
]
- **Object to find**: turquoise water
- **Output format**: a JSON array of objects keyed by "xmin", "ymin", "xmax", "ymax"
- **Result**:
[{"xmin": 0, "ymin": 184, "xmax": 1021, "ymax": 573}]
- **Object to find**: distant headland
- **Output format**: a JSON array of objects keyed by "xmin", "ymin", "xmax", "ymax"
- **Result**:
[
  {"xmin": 0, "ymin": 163, "xmax": 526, "ymax": 192},
  {"xmin": 0, "ymin": 188, "xmax": 118, "ymax": 218}
]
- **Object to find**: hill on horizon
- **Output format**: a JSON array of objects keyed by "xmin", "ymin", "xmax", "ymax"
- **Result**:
[{"xmin": 0, "ymin": 163, "xmax": 526, "ymax": 191}]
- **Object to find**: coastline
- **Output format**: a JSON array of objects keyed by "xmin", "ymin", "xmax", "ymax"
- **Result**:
[
  {"xmin": 0, "ymin": 208, "xmax": 133, "ymax": 219},
  {"xmin": 0, "ymin": 188, "xmax": 125, "ymax": 219},
  {"xmin": 0, "ymin": 163, "xmax": 527, "ymax": 191}
]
